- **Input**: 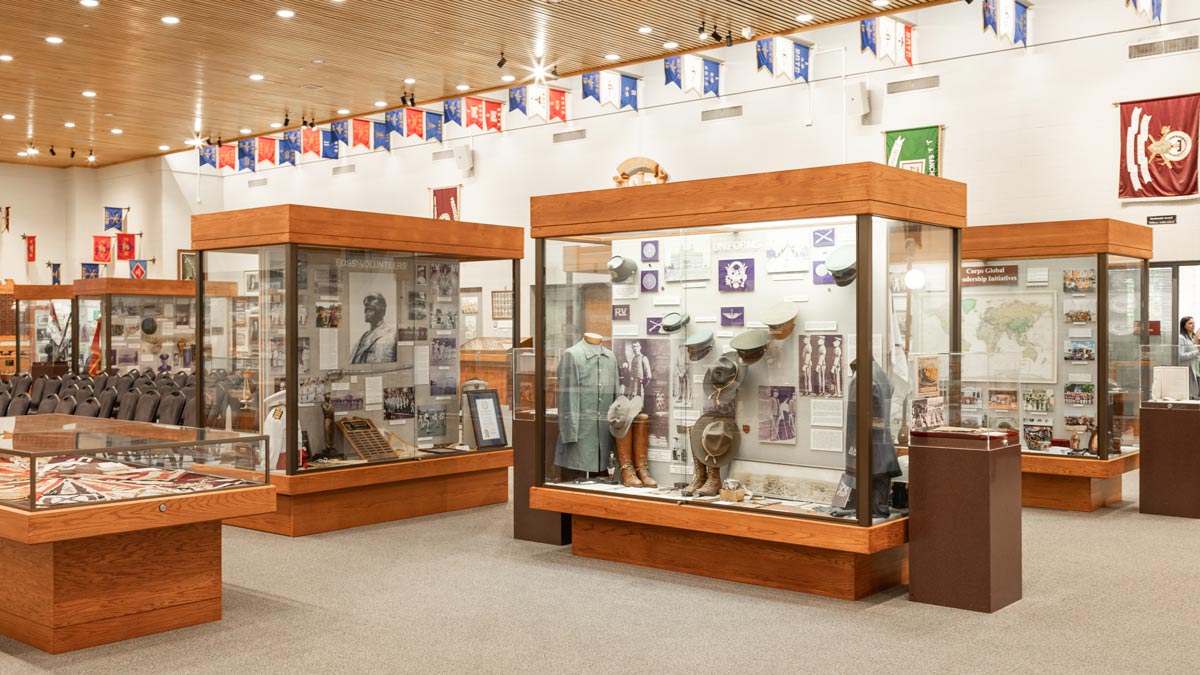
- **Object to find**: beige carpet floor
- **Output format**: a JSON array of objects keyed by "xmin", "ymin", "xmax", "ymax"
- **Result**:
[{"xmin": 1, "ymin": 471, "xmax": 1196, "ymax": 674}]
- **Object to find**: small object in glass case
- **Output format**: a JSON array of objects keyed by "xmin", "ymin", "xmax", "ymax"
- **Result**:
[
  {"xmin": 702, "ymin": 355, "xmax": 745, "ymax": 405},
  {"xmin": 606, "ymin": 395, "xmax": 643, "ymax": 439},
  {"xmin": 729, "ymin": 329, "xmax": 771, "ymax": 365},
  {"xmin": 640, "ymin": 240, "xmax": 659, "ymax": 262},
  {"xmin": 141, "ymin": 317, "xmax": 158, "ymax": 335},
  {"xmin": 659, "ymin": 311, "xmax": 689, "ymax": 334},
  {"xmin": 640, "ymin": 270, "xmax": 659, "ymax": 293},
  {"xmin": 690, "ymin": 413, "xmax": 738, "ymax": 467},
  {"xmin": 762, "ymin": 303, "xmax": 798, "ymax": 340},
  {"xmin": 685, "ymin": 331, "xmax": 715, "ymax": 361},
  {"xmin": 825, "ymin": 245, "xmax": 857, "ymax": 287},
  {"xmin": 607, "ymin": 255, "xmax": 638, "ymax": 283}
]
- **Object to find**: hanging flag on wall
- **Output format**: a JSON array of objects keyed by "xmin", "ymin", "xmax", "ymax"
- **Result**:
[
  {"xmin": 199, "ymin": 145, "xmax": 217, "ymax": 168},
  {"xmin": 444, "ymin": 99, "xmax": 463, "ymax": 126},
  {"xmin": 583, "ymin": 71, "xmax": 625, "ymax": 109},
  {"xmin": 1014, "ymin": 2, "xmax": 1029, "ymax": 45},
  {"xmin": 103, "ymin": 206, "xmax": 125, "ymax": 231},
  {"xmin": 386, "ymin": 110, "xmax": 404, "ymax": 136},
  {"xmin": 620, "ymin": 74, "xmax": 639, "ymax": 111},
  {"xmin": 25, "ymin": 235, "xmax": 36, "ymax": 262},
  {"xmin": 485, "ymin": 100, "xmax": 503, "ymax": 131},
  {"xmin": 93, "ymin": 236, "xmax": 112, "ymax": 263},
  {"xmin": 665, "ymin": 56, "xmax": 683, "ymax": 87},
  {"xmin": 702, "ymin": 59, "xmax": 720, "ymax": 96},
  {"xmin": 794, "ymin": 43, "xmax": 811, "ymax": 82},
  {"xmin": 302, "ymin": 127, "xmax": 320, "ymax": 155},
  {"xmin": 258, "ymin": 137, "xmax": 277, "ymax": 166},
  {"xmin": 885, "ymin": 125, "xmax": 942, "ymax": 176},
  {"xmin": 321, "ymin": 130, "xmax": 339, "ymax": 159},
  {"xmin": 406, "ymin": 108, "xmax": 425, "ymax": 138},
  {"xmin": 81, "ymin": 263, "xmax": 100, "ymax": 280},
  {"xmin": 1127, "ymin": 0, "xmax": 1163, "ymax": 21},
  {"xmin": 549, "ymin": 88, "xmax": 567, "ymax": 122},
  {"xmin": 50, "ymin": 263, "xmax": 61, "ymax": 285},
  {"xmin": 331, "ymin": 120, "xmax": 349, "ymax": 146},
  {"xmin": 756, "ymin": 38, "xmax": 808, "ymax": 82},
  {"xmin": 218, "ymin": 144, "xmax": 236, "ymax": 169},
  {"xmin": 509, "ymin": 86, "xmax": 527, "ymax": 115},
  {"xmin": 1119, "ymin": 94, "xmax": 1199, "ymax": 199},
  {"xmin": 129, "ymin": 260, "xmax": 148, "ymax": 279},
  {"xmin": 426, "ymin": 111, "xmax": 444, "ymax": 141},
  {"xmin": 508, "ymin": 85, "xmax": 568, "ymax": 122},
  {"xmin": 238, "ymin": 139, "xmax": 256, "ymax": 172},
  {"xmin": 465, "ymin": 97, "xmax": 486, "ymax": 129},
  {"xmin": 373, "ymin": 121, "xmax": 390, "ymax": 150},
  {"xmin": 281, "ymin": 130, "xmax": 300, "ymax": 165},
  {"xmin": 431, "ymin": 186, "xmax": 461, "ymax": 221},
  {"xmin": 983, "ymin": 0, "xmax": 1030, "ymax": 46},
  {"xmin": 116, "ymin": 232, "xmax": 136, "ymax": 260},
  {"xmin": 352, "ymin": 119, "xmax": 371, "ymax": 148},
  {"xmin": 861, "ymin": 18, "xmax": 878, "ymax": 55},
  {"xmin": 862, "ymin": 17, "xmax": 913, "ymax": 65}
]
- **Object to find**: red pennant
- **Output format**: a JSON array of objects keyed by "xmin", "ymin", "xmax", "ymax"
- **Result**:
[
  {"xmin": 465, "ymin": 97, "xmax": 485, "ymax": 130},
  {"xmin": 485, "ymin": 100, "xmax": 503, "ymax": 132},
  {"xmin": 405, "ymin": 109, "xmax": 424, "ymax": 138},
  {"xmin": 549, "ymin": 88, "xmax": 567, "ymax": 122},
  {"xmin": 258, "ymin": 137, "xmax": 277, "ymax": 165},
  {"xmin": 218, "ymin": 144, "xmax": 236, "ymax": 169},
  {"xmin": 116, "ymin": 232, "xmax": 136, "ymax": 260},
  {"xmin": 302, "ymin": 127, "xmax": 320, "ymax": 155},
  {"xmin": 93, "ymin": 235, "xmax": 112, "ymax": 263},
  {"xmin": 352, "ymin": 119, "xmax": 372, "ymax": 148},
  {"xmin": 25, "ymin": 235, "xmax": 36, "ymax": 262}
]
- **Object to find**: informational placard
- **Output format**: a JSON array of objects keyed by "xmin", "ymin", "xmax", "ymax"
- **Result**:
[{"xmin": 961, "ymin": 264, "xmax": 1019, "ymax": 287}]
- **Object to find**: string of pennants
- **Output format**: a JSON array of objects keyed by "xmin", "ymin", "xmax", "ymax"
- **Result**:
[
  {"xmin": 983, "ymin": 0, "xmax": 1031, "ymax": 46},
  {"xmin": 92, "ymin": 206, "xmax": 149, "ymax": 279},
  {"xmin": 1126, "ymin": 0, "xmax": 1164, "ymax": 20}
]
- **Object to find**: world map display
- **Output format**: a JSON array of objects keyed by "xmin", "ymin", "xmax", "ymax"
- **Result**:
[{"xmin": 961, "ymin": 291, "xmax": 1057, "ymax": 383}]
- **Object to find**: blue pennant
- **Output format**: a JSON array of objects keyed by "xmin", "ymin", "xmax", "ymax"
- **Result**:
[
  {"xmin": 443, "ymin": 99, "xmax": 462, "ymax": 126},
  {"xmin": 425, "ymin": 111, "xmax": 443, "ymax": 142},
  {"xmin": 386, "ymin": 110, "xmax": 403, "ymax": 136},
  {"xmin": 199, "ymin": 146, "xmax": 217, "ymax": 168},
  {"xmin": 860, "ymin": 18, "xmax": 878, "ymax": 55},
  {"xmin": 702, "ymin": 59, "xmax": 720, "ymax": 96},
  {"xmin": 983, "ymin": 0, "xmax": 998, "ymax": 33},
  {"xmin": 281, "ymin": 130, "xmax": 300, "ymax": 166},
  {"xmin": 619, "ymin": 74, "xmax": 638, "ymax": 111},
  {"xmin": 330, "ymin": 120, "xmax": 349, "ymax": 145},
  {"xmin": 756, "ymin": 39, "xmax": 774, "ymax": 73},
  {"xmin": 664, "ymin": 56, "xmax": 682, "ymax": 88},
  {"xmin": 103, "ymin": 207, "xmax": 124, "ymax": 232},
  {"xmin": 582, "ymin": 72, "xmax": 600, "ymax": 102},
  {"xmin": 508, "ymin": 86, "xmax": 527, "ymax": 115},
  {"xmin": 321, "ymin": 130, "xmax": 339, "ymax": 159},
  {"xmin": 237, "ymin": 139, "xmax": 256, "ymax": 172},
  {"xmin": 373, "ymin": 121, "xmax": 390, "ymax": 150},
  {"xmin": 794, "ymin": 43, "xmax": 811, "ymax": 82},
  {"xmin": 1014, "ymin": 1, "xmax": 1029, "ymax": 45}
]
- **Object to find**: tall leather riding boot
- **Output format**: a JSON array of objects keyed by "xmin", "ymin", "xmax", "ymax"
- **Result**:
[
  {"xmin": 631, "ymin": 414, "xmax": 657, "ymax": 488},
  {"xmin": 615, "ymin": 434, "xmax": 642, "ymax": 487},
  {"xmin": 696, "ymin": 464, "xmax": 721, "ymax": 497},
  {"xmin": 684, "ymin": 457, "xmax": 707, "ymax": 495}
]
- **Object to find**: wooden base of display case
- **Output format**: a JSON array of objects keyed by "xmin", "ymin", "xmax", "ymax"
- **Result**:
[
  {"xmin": 219, "ymin": 450, "xmax": 513, "ymax": 537},
  {"xmin": 0, "ymin": 486, "xmax": 276, "ymax": 654},
  {"xmin": 529, "ymin": 488, "xmax": 907, "ymax": 600},
  {"xmin": 1021, "ymin": 452, "xmax": 1140, "ymax": 512}
]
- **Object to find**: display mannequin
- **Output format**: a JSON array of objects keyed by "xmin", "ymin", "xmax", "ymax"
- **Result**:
[
  {"xmin": 837, "ymin": 359, "xmax": 901, "ymax": 518},
  {"xmin": 555, "ymin": 334, "xmax": 618, "ymax": 473}
]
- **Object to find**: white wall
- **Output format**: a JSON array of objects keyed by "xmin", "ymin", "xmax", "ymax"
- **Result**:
[{"xmin": 0, "ymin": 163, "xmax": 67, "ymax": 284}]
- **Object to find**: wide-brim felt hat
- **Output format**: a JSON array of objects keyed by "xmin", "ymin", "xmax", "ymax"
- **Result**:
[
  {"xmin": 607, "ymin": 395, "xmax": 643, "ymax": 439},
  {"xmin": 690, "ymin": 413, "xmax": 738, "ymax": 468},
  {"xmin": 762, "ymin": 303, "xmax": 798, "ymax": 340},
  {"xmin": 729, "ymin": 329, "xmax": 772, "ymax": 364},
  {"xmin": 685, "ymin": 330, "xmax": 715, "ymax": 361},
  {"xmin": 825, "ymin": 245, "xmax": 857, "ymax": 287},
  {"xmin": 607, "ymin": 255, "xmax": 639, "ymax": 283},
  {"xmin": 660, "ymin": 311, "xmax": 690, "ymax": 334},
  {"xmin": 463, "ymin": 378, "xmax": 488, "ymax": 392},
  {"xmin": 702, "ymin": 355, "xmax": 746, "ymax": 404}
]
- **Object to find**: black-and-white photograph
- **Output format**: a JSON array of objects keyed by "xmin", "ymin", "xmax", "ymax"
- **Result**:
[
  {"xmin": 432, "ymin": 303, "xmax": 459, "ymax": 331},
  {"xmin": 244, "ymin": 271, "xmax": 260, "ymax": 293},
  {"xmin": 269, "ymin": 337, "xmax": 311, "ymax": 371},
  {"xmin": 431, "ymin": 338, "xmax": 458, "ymax": 366},
  {"xmin": 384, "ymin": 386, "xmax": 416, "ymax": 420},
  {"xmin": 663, "ymin": 240, "xmax": 710, "ymax": 283},
  {"xmin": 910, "ymin": 396, "xmax": 946, "ymax": 430},
  {"xmin": 429, "ymin": 262, "xmax": 459, "ymax": 297},
  {"xmin": 430, "ymin": 369, "xmax": 458, "ymax": 397},
  {"xmin": 757, "ymin": 385, "xmax": 797, "ymax": 444},
  {"xmin": 613, "ymin": 338, "xmax": 672, "ymax": 447},
  {"xmin": 673, "ymin": 343, "xmax": 691, "ymax": 404},
  {"xmin": 299, "ymin": 377, "xmax": 327, "ymax": 406},
  {"xmin": 799, "ymin": 334, "xmax": 843, "ymax": 398},
  {"xmin": 348, "ymin": 272, "xmax": 398, "ymax": 365},
  {"xmin": 175, "ymin": 302, "xmax": 191, "ymax": 328},
  {"xmin": 416, "ymin": 264, "xmax": 428, "ymax": 287},
  {"xmin": 418, "ymin": 404, "xmax": 447, "ymax": 437},
  {"xmin": 332, "ymin": 393, "xmax": 364, "ymax": 412},
  {"xmin": 408, "ymin": 291, "xmax": 428, "ymax": 321},
  {"xmin": 398, "ymin": 326, "xmax": 429, "ymax": 343},
  {"xmin": 764, "ymin": 234, "xmax": 812, "ymax": 274},
  {"xmin": 315, "ymin": 266, "xmax": 339, "ymax": 295},
  {"xmin": 671, "ymin": 424, "xmax": 691, "ymax": 463},
  {"xmin": 315, "ymin": 303, "xmax": 341, "ymax": 328}
]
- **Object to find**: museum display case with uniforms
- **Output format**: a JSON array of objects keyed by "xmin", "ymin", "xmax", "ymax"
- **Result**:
[
  {"xmin": 0, "ymin": 414, "xmax": 274, "ymax": 653},
  {"xmin": 192, "ymin": 204, "xmax": 522, "ymax": 536},
  {"xmin": 13, "ymin": 284, "xmax": 77, "ymax": 378},
  {"xmin": 523, "ymin": 163, "xmax": 966, "ymax": 599},
  {"xmin": 960, "ymin": 220, "xmax": 1150, "ymax": 512}
]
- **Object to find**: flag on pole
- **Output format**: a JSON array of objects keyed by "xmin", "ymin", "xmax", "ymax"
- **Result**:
[
  {"xmin": 93, "ymin": 235, "xmax": 112, "ymax": 263},
  {"xmin": 219, "ymin": 144, "xmax": 236, "ymax": 169},
  {"xmin": 352, "ymin": 119, "xmax": 371, "ymax": 148},
  {"xmin": 885, "ymin": 126, "xmax": 942, "ymax": 176},
  {"xmin": 373, "ymin": 121, "xmax": 390, "ymax": 150},
  {"xmin": 406, "ymin": 108, "xmax": 425, "ymax": 138},
  {"xmin": 50, "ymin": 263, "xmax": 61, "ymax": 285},
  {"xmin": 25, "ymin": 236, "xmax": 36, "ymax": 262},
  {"xmin": 130, "ymin": 260, "xmax": 147, "ymax": 279},
  {"xmin": 104, "ymin": 206, "xmax": 124, "ymax": 231},
  {"xmin": 302, "ymin": 127, "xmax": 320, "ymax": 155},
  {"xmin": 117, "ymin": 232, "xmax": 136, "ymax": 260},
  {"xmin": 238, "ymin": 139, "xmax": 256, "ymax": 172},
  {"xmin": 321, "ymin": 130, "xmax": 339, "ymax": 159},
  {"xmin": 426, "ymin": 111, "xmax": 444, "ymax": 141},
  {"xmin": 444, "ymin": 99, "xmax": 463, "ymax": 126},
  {"xmin": 199, "ymin": 145, "xmax": 217, "ymax": 168},
  {"xmin": 432, "ymin": 186, "xmax": 461, "ymax": 221},
  {"xmin": 86, "ymin": 315, "xmax": 102, "ymax": 374},
  {"xmin": 258, "ymin": 137, "xmax": 277, "ymax": 165},
  {"xmin": 81, "ymin": 263, "xmax": 100, "ymax": 279},
  {"xmin": 1119, "ymin": 94, "xmax": 1200, "ymax": 199}
]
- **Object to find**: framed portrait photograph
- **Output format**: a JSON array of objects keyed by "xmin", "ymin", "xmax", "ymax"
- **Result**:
[
  {"xmin": 466, "ymin": 389, "xmax": 508, "ymax": 448},
  {"xmin": 491, "ymin": 290, "xmax": 513, "ymax": 321},
  {"xmin": 244, "ymin": 270, "xmax": 260, "ymax": 293},
  {"xmin": 178, "ymin": 250, "xmax": 197, "ymax": 281}
]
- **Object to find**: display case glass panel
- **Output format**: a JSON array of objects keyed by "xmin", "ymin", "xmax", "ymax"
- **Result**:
[
  {"xmin": 538, "ymin": 215, "xmax": 956, "ymax": 524},
  {"xmin": 16, "ymin": 295, "xmax": 74, "ymax": 376},
  {"xmin": 77, "ymin": 297, "xmax": 102, "ymax": 374},
  {"xmin": 74, "ymin": 287, "xmax": 199, "ymax": 376}
]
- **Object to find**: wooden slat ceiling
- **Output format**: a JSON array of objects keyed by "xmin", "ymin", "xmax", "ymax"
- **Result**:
[{"xmin": 0, "ymin": 0, "xmax": 950, "ymax": 168}]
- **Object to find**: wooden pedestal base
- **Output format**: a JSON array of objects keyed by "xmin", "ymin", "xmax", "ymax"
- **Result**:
[
  {"xmin": 530, "ymin": 487, "xmax": 907, "ymax": 600},
  {"xmin": 222, "ymin": 450, "xmax": 513, "ymax": 537},
  {"xmin": 1021, "ymin": 452, "xmax": 1139, "ymax": 512},
  {"xmin": 0, "ymin": 521, "xmax": 222, "ymax": 654}
]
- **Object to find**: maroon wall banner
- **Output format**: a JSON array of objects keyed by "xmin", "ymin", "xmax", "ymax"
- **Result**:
[
  {"xmin": 1119, "ymin": 94, "xmax": 1199, "ymax": 199},
  {"xmin": 431, "ymin": 186, "xmax": 461, "ymax": 221}
]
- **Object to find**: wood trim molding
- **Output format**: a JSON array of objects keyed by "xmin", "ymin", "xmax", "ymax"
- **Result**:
[
  {"xmin": 71, "ymin": 278, "xmax": 238, "ymax": 297},
  {"xmin": 12, "ymin": 285, "xmax": 74, "ymax": 301},
  {"xmin": 1022, "ymin": 451, "xmax": 1140, "ymax": 479},
  {"xmin": 529, "ymin": 486, "xmax": 906, "ymax": 554},
  {"xmin": 963, "ymin": 219, "xmax": 1153, "ymax": 260}
]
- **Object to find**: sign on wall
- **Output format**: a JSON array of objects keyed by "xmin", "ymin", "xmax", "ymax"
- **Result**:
[{"xmin": 885, "ymin": 125, "xmax": 942, "ymax": 176}]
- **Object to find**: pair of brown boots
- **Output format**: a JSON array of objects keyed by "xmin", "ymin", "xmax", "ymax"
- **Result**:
[
  {"xmin": 684, "ymin": 457, "xmax": 720, "ymax": 497},
  {"xmin": 616, "ymin": 414, "xmax": 657, "ymax": 488}
]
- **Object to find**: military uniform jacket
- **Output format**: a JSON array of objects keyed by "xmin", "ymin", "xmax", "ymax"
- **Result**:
[
  {"xmin": 845, "ymin": 361, "xmax": 902, "ymax": 480},
  {"xmin": 555, "ymin": 340, "xmax": 618, "ymax": 472}
]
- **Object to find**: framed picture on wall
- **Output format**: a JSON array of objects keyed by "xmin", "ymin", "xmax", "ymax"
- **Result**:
[
  {"xmin": 178, "ymin": 250, "xmax": 197, "ymax": 281},
  {"xmin": 466, "ymin": 389, "xmax": 508, "ymax": 448},
  {"xmin": 491, "ymin": 290, "xmax": 513, "ymax": 321}
]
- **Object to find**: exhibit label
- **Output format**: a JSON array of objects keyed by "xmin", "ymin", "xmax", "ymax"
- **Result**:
[{"xmin": 961, "ymin": 264, "xmax": 1018, "ymax": 286}]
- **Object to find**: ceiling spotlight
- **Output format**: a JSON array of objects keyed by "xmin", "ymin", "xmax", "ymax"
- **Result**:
[
  {"xmin": 638, "ymin": 26, "xmax": 653, "ymax": 34},
  {"xmin": 796, "ymin": 13, "xmax": 814, "ymax": 22},
  {"xmin": 17, "ymin": 151, "xmax": 26, "ymax": 157},
  {"xmin": 239, "ymin": 128, "xmax": 252, "ymax": 134},
  {"xmin": 301, "ymin": 116, "xmax": 307, "ymax": 127},
  {"xmin": 605, "ymin": 53, "xmax": 620, "ymax": 61},
  {"xmin": 162, "ymin": 16, "xmax": 180, "ymax": 24},
  {"xmin": 725, "ymin": 27, "xmax": 733, "ymax": 47},
  {"xmin": 80, "ymin": 0, "xmax": 99, "ymax": 6},
  {"xmin": 741, "ymin": 27, "xmax": 753, "ymax": 40},
  {"xmin": 1, "ymin": 114, "xmax": 14, "ymax": 121},
  {"xmin": 27, "ymin": 145, "xmax": 39, "ymax": 155},
  {"xmin": 70, "ymin": 148, "xmax": 76, "ymax": 158},
  {"xmin": 0, "ymin": 55, "xmax": 12, "ymax": 61},
  {"xmin": 337, "ymin": 108, "xmax": 349, "ymax": 114},
  {"xmin": 88, "ymin": 150, "xmax": 95, "ymax": 162},
  {"xmin": 404, "ymin": 78, "xmax": 416, "ymax": 85},
  {"xmin": 111, "ymin": 128, "xmax": 123, "ymax": 134},
  {"xmin": 497, "ymin": 51, "xmax": 507, "ymax": 68},
  {"xmin": 663, "ymin": 41, "xmax": 679, "ymax": 49},
  {"xmin": 283, "ymin": 114, "xmax": 290, "ymax": 126},
  {"xmin": 249, "ymin": 73, "xmax": 264, "ymax": 81},
  {"xmin": 501, "ymin": 74, "xmax": 515, "ymax": 83},
  {"xmin": 698, "ymin": 21, "xmax": 706, "ymax": 41},
  {"xmin": 710, "ymin": 27, "xmax": 722, "ymax": 42},
  {"xmin": 456, "ymin": 84, "xmax": 470, "ymax": 91},
  {"xmin": 407, "ymin": 93, "xmax": 416, "ymax": 107},
  {"xmin": 307, "ymin": 120, "xmax": 315, "ymax": 129},
  {"xmin": 872, "ymin": 0, "xmax": 890, "ymax": 6},
  {"xmin": 374, "ymin": 100, "xmax": 387, "ymax": 107},
  {"xmin": 276, "ymin": 9, "xmax": 295, "ymax": 18},
  {"xmin": 49, "ymin": 146, "xmax": 56, "ymax": 156},
  {"xmin": 45, "ymin": 37, "xmax": 64, "ymax": 44},
  {"xmin": 158, "ymin": 145, "xmax": 170, "ymax": 151},
  {"xmin": 64, "ymin": 121, "xmax": 75, "ymax": 127},
  {"xmin": 551, "ymin": 66, "xmax": 559, "ymax": 79},
  {"xmin": 82, "ymin": 90, "xmax": 96, "ymax": 97},
  {"xmin": 216, "ymin": 136, "xmax": 222, "ymax": 146}
]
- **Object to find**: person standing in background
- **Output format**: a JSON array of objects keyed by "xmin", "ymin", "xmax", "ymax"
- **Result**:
[{"xmin": 1179, "ymin": 316, "xmax": 1200, "ymax": 400}]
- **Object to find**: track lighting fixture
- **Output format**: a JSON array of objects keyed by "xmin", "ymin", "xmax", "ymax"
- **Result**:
[
  {"xmin": 284, "ymin": 114, "xmax": 290, "ymax": 127},
  {"xmin": 550, "ymin": 66, "xmax": 559, "ymax": 79},
  {"xmin": 70, "ymin": 147, "xmax": 76, "ymax": 158},
  {"xmin": 301, "ymin": 116, "xmax": 308, "ymax": 128},
  {"xmin": 407, "ymin": 93, "xmax": 416, "ymax": 107},
  {"xmin": 726, "ymin": 25, "xmax": 734, "ymax": 47},
  {"xmin": 497, "ymin": 51, "xmax": 507, "ymax": 68},
  {"xmin": 698, "ymin": 21, "xmax": 707, "ymax": 41},
  {"xmin": 27, "ymin": 144, "xmax": 38, "ymax": 156},
  {"xmin": 49, "ymin": 146, "xmax": 56, "ymax": 156},
  {"xmin": 711, "ymin": 26, "xmax": 722, "ymax": 42},
  {"xmin": 216, "ymin": 136, "xmax": 222, "ymax": 146},
  {"xmin": 308, "ymin": 120, "xmax": 315, "ymax": 129},
  {"xmin": 87, "ymin": 150, "xmax": 95, "ymax": 162}
]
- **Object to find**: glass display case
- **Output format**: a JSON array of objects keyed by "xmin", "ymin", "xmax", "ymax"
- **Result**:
[
  {"xmin": 960, "ymin": 221, "xmax": 1150, "ymax": 459},
  {"xmin": 13, "ymin": 284, "xmax": 76, "ymax": 378},
  {"xmin": 1, "ymin": 281, "xmax": 17, "ymax": 379},
  {"xmin": 0, "ymin": 413, "xmax": 267, "ymax": 510},
  {"xmin": 193, "ymin": 205, "xmax": 523, "ymax": 477},
  {"xmin": 531, "ymin": 165, "xmax": 964, "ymax": 528}
]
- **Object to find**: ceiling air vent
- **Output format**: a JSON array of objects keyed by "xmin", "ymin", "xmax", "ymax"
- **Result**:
[
  {"xmin": 701, "ymin": 106, "xmax": 743, "ymax": 122},
  {"xmin": 1129, "ymin": 35, "xmax": 1198, "ymax": 59},
  {"xmin": 553, "ymin": 129, "xmax": 587, "ymax": 143},
  {"xmin": 887, "ymin": 75, "xmax": 940, "ymax": 95}
]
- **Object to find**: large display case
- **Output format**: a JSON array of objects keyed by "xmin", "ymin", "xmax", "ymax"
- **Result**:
[
  {"xmin": 525, "ymin": 163, "xmax": 966, "ymax": 599},
  {"xmin": 961, "ymin": 220, "xmax": 1149, "ymax": 511},
  {"xmin": 13, "ymin": 284, "xmax": 77, "ymax": 378},
  {"xmin": 0, "ymin": 280, "xmax": 16, "ymax": 379},
  {"xmin": 72, "ymin": 278, "xmax": 234, "ymax": 376},
  {"xmin": 0, "ymin": 414, "xmax": 274, "ymax": 653},
  {"xmin": 192, "ymin": 204, "xmax": 522, "ymax": 536}
]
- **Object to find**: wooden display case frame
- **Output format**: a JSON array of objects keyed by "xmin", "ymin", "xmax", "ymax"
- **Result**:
[
  {"xmin": 526, "ymin": 163, "xmax": 967, "ymax": 598},
  {"xmin": 191, "ymin": 205, "xmax": 523, "ymax": 535},
  {"xmin": 962, "ymin": 219, "xmax": 1151, "ymax": 512},
  {"xmin": 12, "ymin": 284, "xmax": 78, "ymax": 378}
]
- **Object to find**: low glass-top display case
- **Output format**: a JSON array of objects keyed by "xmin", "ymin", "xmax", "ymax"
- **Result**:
[{"xmin": 13, "ymin": 284, "xmax": 76, "ymax": 378}]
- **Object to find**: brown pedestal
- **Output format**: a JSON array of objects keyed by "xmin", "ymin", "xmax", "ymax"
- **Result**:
[
  {"xmin": 1021, "ymin": 452, "xmax": 1139, "ymax": 512},
  {"xmin": 217, "ymin": 450, "xmax": 512, "ymax": 537},
  {"xmin": 1140, "ymin": 404, "xmax": 1200, "ymax": 518},
  {"xmin": 909, "ymin": 434, "xmax": 1022, "ymax": 613},
  {"xmin": 531, "ymin": 487, "xmax": 908, "ymax": 600},
  {"xmin": 513, "ymin": 417, "xmax": 571, "ymax": 544}
]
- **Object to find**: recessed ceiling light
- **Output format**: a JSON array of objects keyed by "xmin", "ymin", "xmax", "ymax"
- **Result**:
[
  {"xmin": 45, "ymin": 36, "xmax": 64, "ymax": 44},
  {"xmin": 337, "ymin": 108, "xmax": 350, "ymax": 114},
  {"xmin": 64, "ymin": 121, "xmax": 75, "ymax": 128},
  {"xmin": 796, "ymin": 13, "xmax": 814, "ymax": 22},
  {"xmin": 80, "ymin": 0, "xmax": 99, "ymax": 6},
  {"xmin": 1, "ymin": 114, "xmax": 14, "ymax": 121},
  {"xmin": 276, "ymin": 9, "xmax": 295, "ymax": 18},
  {"xmin": 111, "ymin": 128, "xmax": 123, "ymax": 134},
  {"xmin": 161, "ymin": 16, "xmax": 180, "ymax": 24},
  {"xmin": 605, "ymin": 53, "xmax": 620, "ymax": 61},
  {"xmin": 249, "ymin": 73, "xmax": 264, "ymax": 81},
  {"xmin": 404, "ymin": 78, "xmax": 416, "ymax": 85},
  {"xmin": 158, "ymin": 145, "xmax": 170, "ymax": 151},
  {"xmin": 456, "ymin": 84, "xmax": 470, "ymax": 91},
  {"xmin": 663, "ymin": 41, "xmax": 678, "ymax": 49},
  {"xmin": 270, "ymin": 122, "xmax": 283, "ymax": 128},
  {"xmin": 82, "ymin": 90, "xmax": 96, "ymax": 97},
  {"xmin": 374, "ymin": 100, "xmax": 387, "ymax": 107},
  {"xmin": 27, "ymin": 147, "xmax": 39, "ymax": 155},
  {"xmin": 0, "ymin": 55, "xmax": 12, "ymax": 61},
  {"xmin": 501, "ymin": 75, "xmax": 515, "ymax": 82},
  {"xmin": 872, "ymin": 0, "xmax": 890, "ymax": 6},
  {"xmin": 638, "ymin": 26, "xmax": 653, "ymax": 34},
  {"xmin": 239, "ymin": 128, "xmax": 252, "ymax": 134},
  {"xmin": 17, "ymin": 151, "xmax": 27, "ymax": 157}
]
